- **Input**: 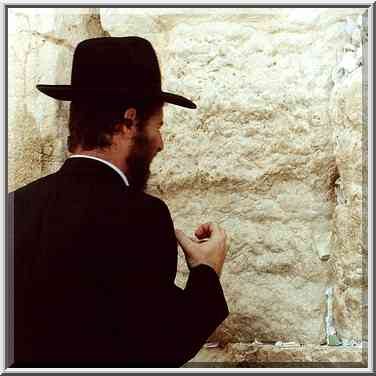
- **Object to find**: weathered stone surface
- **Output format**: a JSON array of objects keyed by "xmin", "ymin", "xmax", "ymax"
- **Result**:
[
  {"xmin": 328, "ymin": 13, "xmax": 367, "ymax": 342},
  {"xmin": 8, "ymin": 7, "xmax": 367, "ymax": 355},
  {"xmin": 140, "ymin": 8, "xmax": 365, "ymax": 344},
  {"xmin": 184, "ymin": 343, "xmax": 366, "ymax": 367},
  {"xmin": 8, "ymin": 8, "xmax": 106, "ymax": 192}
]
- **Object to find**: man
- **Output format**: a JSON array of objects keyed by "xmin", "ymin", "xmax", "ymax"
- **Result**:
[{"xmin": 9, "ymin": 37, "xmax": 229, "ymax": 367}]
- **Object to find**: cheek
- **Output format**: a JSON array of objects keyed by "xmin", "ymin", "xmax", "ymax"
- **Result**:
[
  {"xmin": 151, "ymin": 133, "xmax": 161, "ymax": 149},
  {"xmin": 142, "ymin": 135, "xmax": 158, "ymax": 158},
  {"xmin": 152, "ymin": 139, "xmax": 160, "ymax": 155},
  {"xmin": 139, "ymin": 129, "xmax": 161, "ymax": 156}
]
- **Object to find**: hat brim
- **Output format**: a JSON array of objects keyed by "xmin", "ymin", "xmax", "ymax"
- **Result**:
[{"xmin": 36, "ymin": 85, "xmax": 196, "ymax": 109}]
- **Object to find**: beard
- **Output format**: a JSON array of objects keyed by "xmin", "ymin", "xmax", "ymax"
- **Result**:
[{"xmin": 125, "ymin": 131, "xmax": 154, "ymax": 192}]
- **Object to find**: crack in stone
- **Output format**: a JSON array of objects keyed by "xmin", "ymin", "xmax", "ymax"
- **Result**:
[{"xmin": 31, "ymin": 31, "xmax": 74, "ymax": 51}]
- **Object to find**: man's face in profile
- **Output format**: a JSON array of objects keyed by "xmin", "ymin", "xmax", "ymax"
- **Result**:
[{"xmin": 126, "ymin": 107, "xmax": 164, "ymax": 191}]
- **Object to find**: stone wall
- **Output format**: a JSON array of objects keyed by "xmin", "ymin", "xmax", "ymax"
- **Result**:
[
  {"xmin": 8, "ymin": 7, "xmax": 368, "ymax": 358},
  {"xmin": 186, "ymin": 342, "xmax": 365, "ymax": 367},
  {"xmin": 8, "ymin": 8, "xmax": 108, "ymax": 190}
]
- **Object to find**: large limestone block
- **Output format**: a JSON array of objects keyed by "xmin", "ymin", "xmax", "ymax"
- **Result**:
[
  {"xmin": 328, "ymin": 12, "xmax": 367, "ymax": 341},
  {"xmin": 100, "ymin": 9, "xmax": 167, "ymax": 70},
  {"xmin": 8, "ymin": 8, "xmax": 106, "ymax": 191}
]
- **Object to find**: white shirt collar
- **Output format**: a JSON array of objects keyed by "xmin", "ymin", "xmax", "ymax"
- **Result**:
[{"xmin": 68, "ymin": 154, "xmax": 130, "ymax": 187}]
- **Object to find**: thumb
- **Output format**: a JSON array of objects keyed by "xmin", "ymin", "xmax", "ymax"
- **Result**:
[{"xmin": 175, "ymin": 229, "xmax": 196, "ymax": 256}]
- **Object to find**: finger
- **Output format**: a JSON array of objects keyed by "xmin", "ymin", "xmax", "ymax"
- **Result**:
[
  {"xmin": 195, "ymin": 222, "xmax": 217, "ymax": 239},
  {"xmin": 195, "ymin": 223, "xmax": 210, "ymax": 236},
  {"xmin": 189, "ymin": 236, "xmax": 208, "ymax": 243},
  {"xmin": 175, "ymin": 229, "xmax": 196, "ymax": 256},
  {"xmin": 196, "ymin": 223, "xmax": 223, "ymax": 240}
]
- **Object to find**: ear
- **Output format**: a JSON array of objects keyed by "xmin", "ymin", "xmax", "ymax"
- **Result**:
[{"xmin": 123, "ymin": 108, "xmax": 138, "ymax": 128}]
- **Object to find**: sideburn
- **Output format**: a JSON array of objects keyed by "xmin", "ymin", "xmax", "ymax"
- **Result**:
[{"xmin": 125, "ymin": 130, "xmax": 152, "ymax": 192}]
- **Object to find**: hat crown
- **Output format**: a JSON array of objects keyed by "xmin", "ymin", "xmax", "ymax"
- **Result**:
[
  {"xmin": 70, "ymin": 37, "xmax": 162, "ymax": 94},
  {"xmin": 36, "ymin": 36, "xmax": 196, "ymax": 109}
]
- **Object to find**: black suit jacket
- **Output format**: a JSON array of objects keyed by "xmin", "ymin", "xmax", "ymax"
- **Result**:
[{"xmin": 9, "ymin": 157, "xmax": 229, "ymax": 367}]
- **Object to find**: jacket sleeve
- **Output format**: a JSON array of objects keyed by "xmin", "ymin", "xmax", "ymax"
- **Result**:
[{"xmin": 112, "ymin": 198, "xmax": 229, "ymax": 367}]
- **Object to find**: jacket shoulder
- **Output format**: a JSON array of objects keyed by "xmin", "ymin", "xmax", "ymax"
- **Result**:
[
  {"xmin": 127, "ymin": 190, "xmax": 171, "ymax": 216},
  {"xmin": 9, "ymin": 173, "xmax": 58, "ymax": 200}
]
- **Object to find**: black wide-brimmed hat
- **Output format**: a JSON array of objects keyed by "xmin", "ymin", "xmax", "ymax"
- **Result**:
[{"xmin": 36, "ymin": 36, "xmax": 196, "ymax": 109}]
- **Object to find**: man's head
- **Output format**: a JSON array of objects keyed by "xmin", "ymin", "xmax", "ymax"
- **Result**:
[
  {"xmin": 68, "ymin": 98, "xmax": 164, "ymax": 191},
  {"xmin": 37, "ymin": 36, "xmax": 197, "ymax": 190}
]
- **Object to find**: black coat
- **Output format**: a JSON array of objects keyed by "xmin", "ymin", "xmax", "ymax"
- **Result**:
[{"xmin": 9, "ymin": 157, "xmax": 229, "ymax": 367}]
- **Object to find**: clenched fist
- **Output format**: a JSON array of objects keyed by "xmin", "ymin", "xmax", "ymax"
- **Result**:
[{"xmin": 175, "ymin": 223, "xmax": 228, "ymax": 277}]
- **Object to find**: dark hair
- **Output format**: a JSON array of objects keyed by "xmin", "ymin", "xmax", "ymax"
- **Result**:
[{"xmin": 67, "ymin": 98, "xmax": 164, "ymax": 153}]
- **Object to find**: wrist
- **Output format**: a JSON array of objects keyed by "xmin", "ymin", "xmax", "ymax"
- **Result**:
[{"xmin": 191, "ymin": 263, "xmax": 221, "ymax": 278}]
